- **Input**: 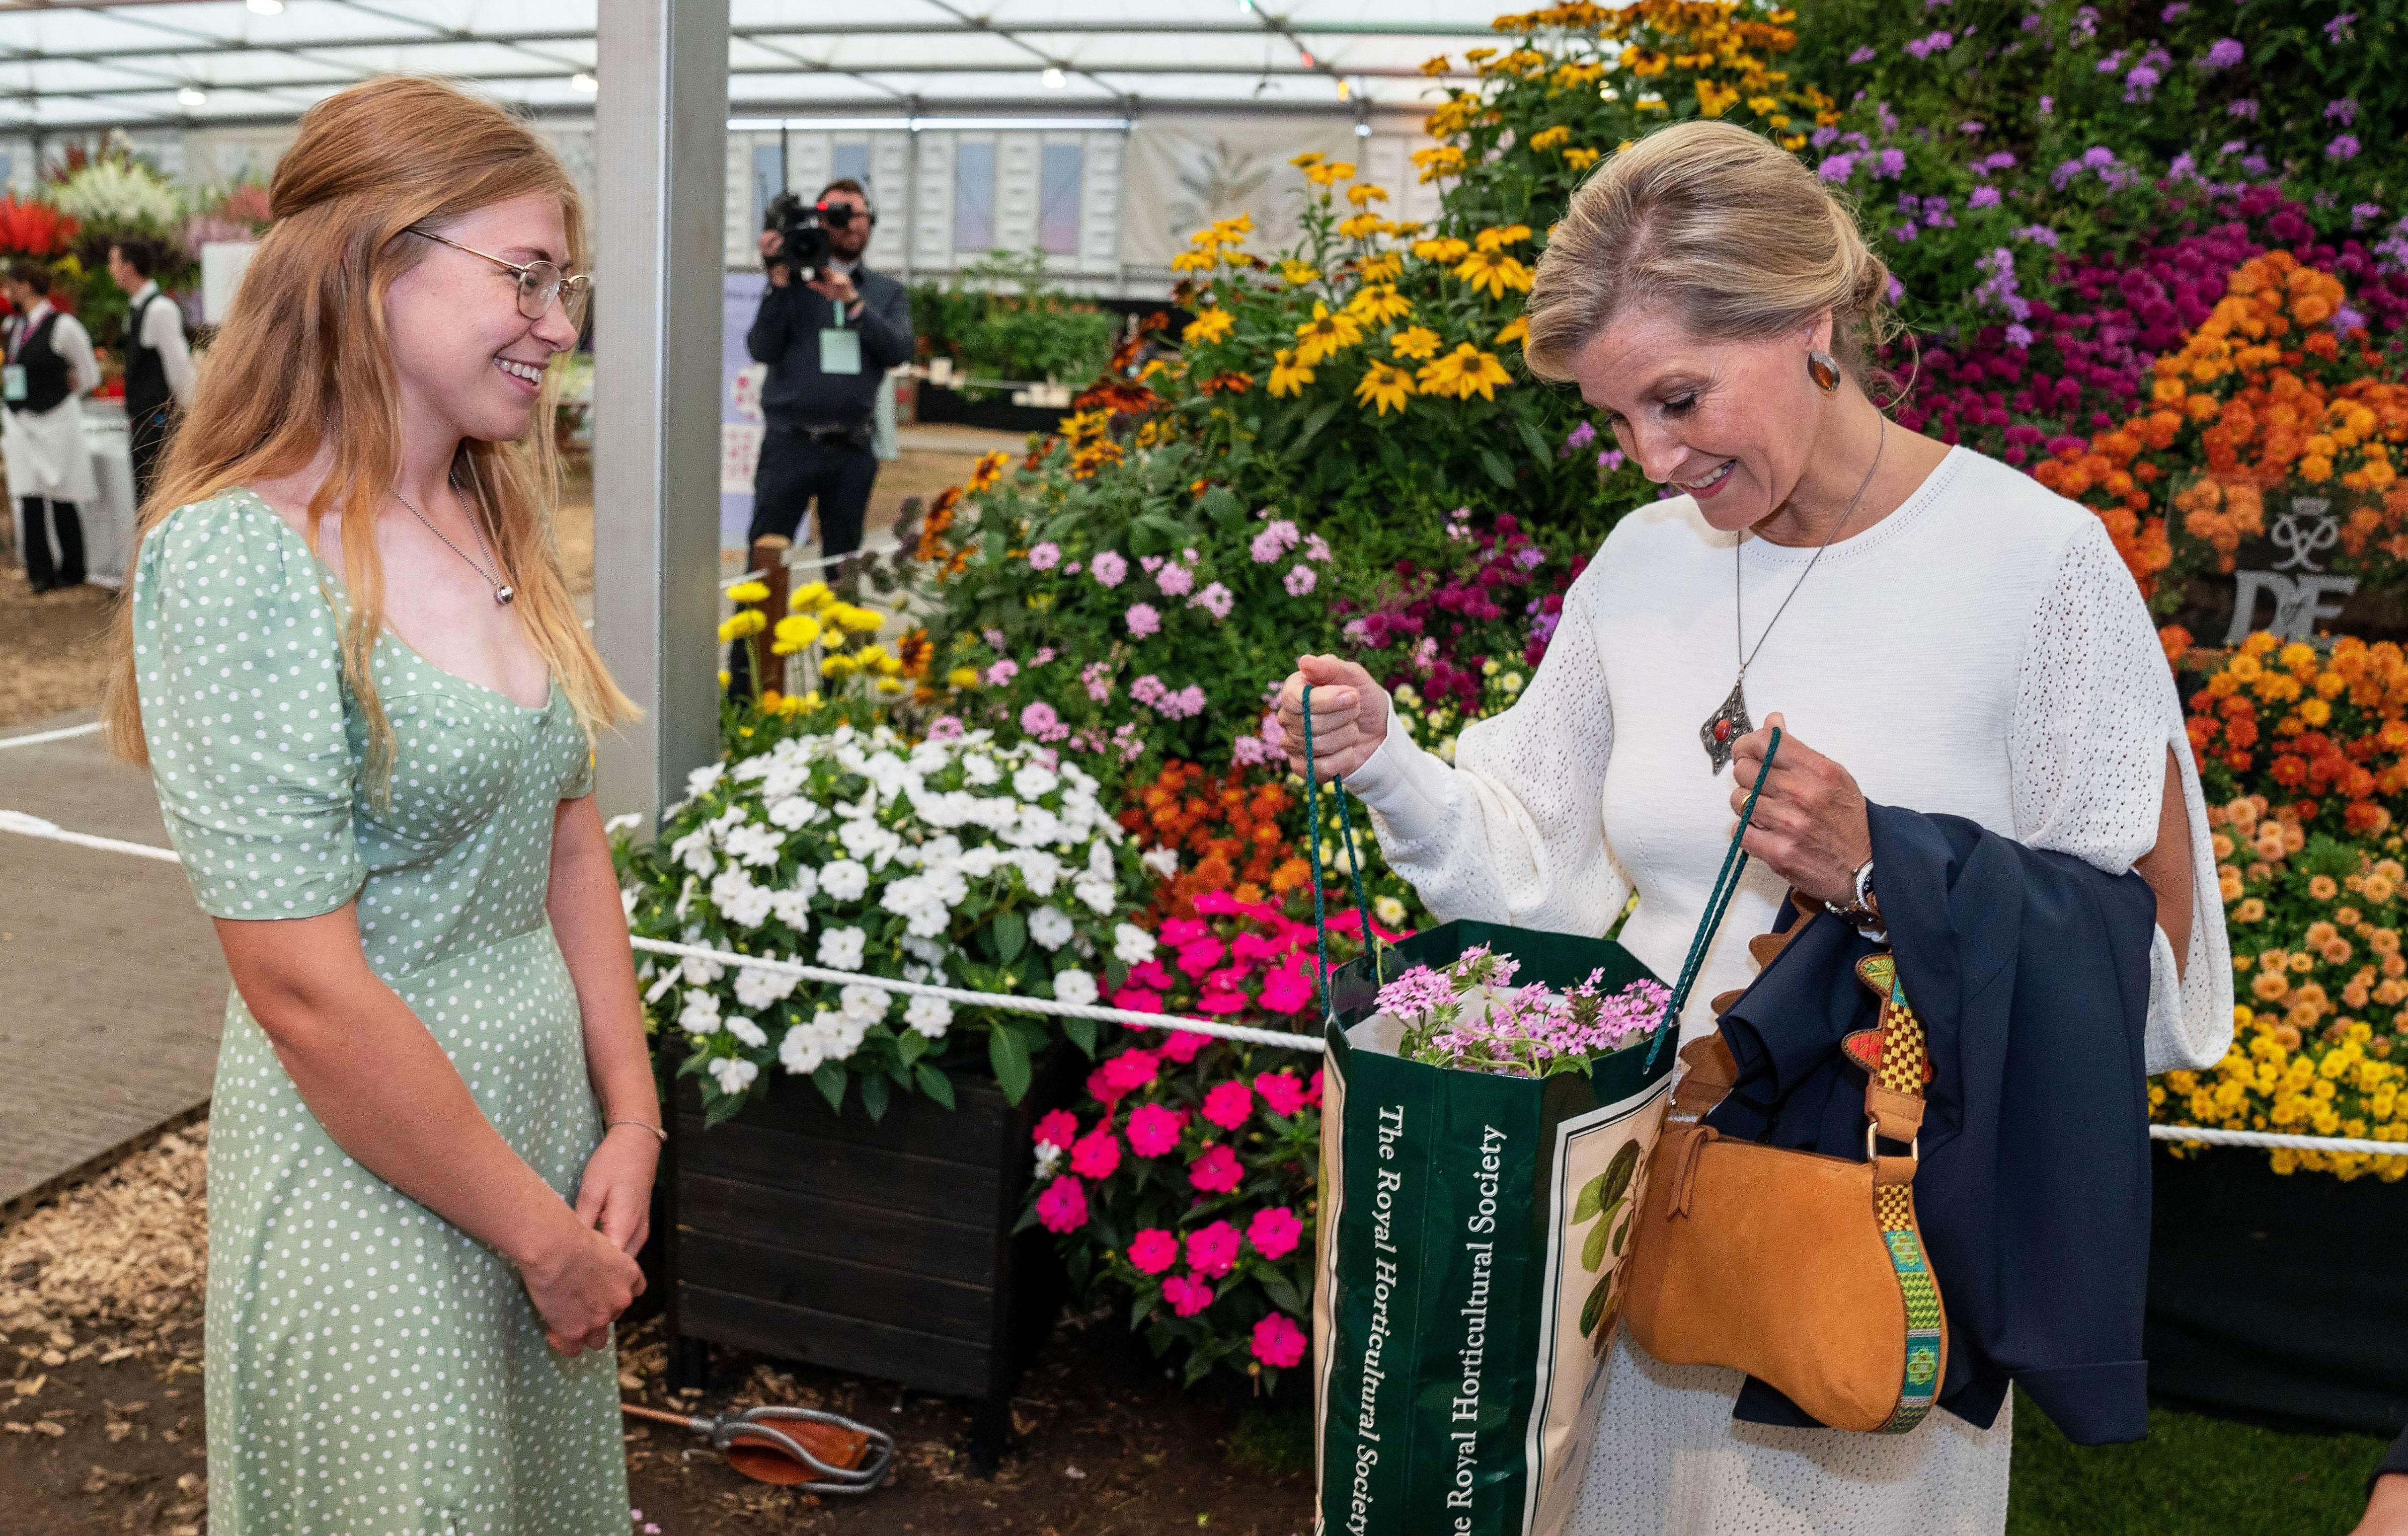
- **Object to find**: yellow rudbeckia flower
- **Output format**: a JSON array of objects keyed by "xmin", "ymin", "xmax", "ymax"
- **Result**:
[
  {"xmin": 1454, "ymin": 248, "xmax": 1535, "ymax": 299},
  {"xmin": 1390, "ymin": 326, "xmax": 1442, "ymax": 361},
  {"xmin": 1347, "ymin": 284, "xmax": 1414, "ymax": 325},
  {"xmin": 1268, "ymin": 348, "xmax": 1316, "ymax": 398},
  {"xmin": 1293, "ymin": 301, "xmax": 1365, "ymax": 366},
  {"xmin": 1281, "ymin": 260, "xmax": 1322, "ymax": 286},
  {"xmin": 1183, "ymin": 308, "xmax": 1234, "ymax": 345},
  {"xmin": 1417, "ymin": 343, "xmax": 1512, "ymax": 402},
  {"xmin": 1354, "ymin": 361, "xmax": 1416, "ymax": 416}
]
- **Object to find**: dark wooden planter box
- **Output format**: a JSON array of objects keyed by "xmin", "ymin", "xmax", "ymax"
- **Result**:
[
  {"xmin": 2146, "ymin": 1144, "xmax": 2408, "ymax": 1434},
  {"xmin": 913, "ymin": 379, "xmax": 1066, "ymax": 434},
  {"xmin": 657, "ymin": 1046, "xmax": 1079, "ymax": 1458}
]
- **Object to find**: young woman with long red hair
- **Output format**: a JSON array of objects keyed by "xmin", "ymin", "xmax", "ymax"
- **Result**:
[{"xmin": 103, "ymin": 76, "xmax": 653, "ymax": 1533}]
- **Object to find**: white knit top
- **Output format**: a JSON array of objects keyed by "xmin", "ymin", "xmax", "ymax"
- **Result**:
[{"xmin": 1343, "ymin": 445, "xmax": 2233, "ymax": 1534}]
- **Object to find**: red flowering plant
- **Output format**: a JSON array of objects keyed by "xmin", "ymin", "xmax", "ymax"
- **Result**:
[{"xmin": 1017, "ymin": 890, "xmax": 1394, "ymax": 1390}]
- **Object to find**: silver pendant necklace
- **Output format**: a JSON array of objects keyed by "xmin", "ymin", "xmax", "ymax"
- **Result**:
[
  {"xmin": 1699, "ymin": 415, "xmax": 1886, "ymax": 772},
  {"xmin": 394, "ymin": 482, "xmax": 515, "ymax": 605}
]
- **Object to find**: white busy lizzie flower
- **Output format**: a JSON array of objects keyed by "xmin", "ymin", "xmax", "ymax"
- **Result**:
[
  {"xmin": 685, "ymin": 760, "xmax": 726, "ymax": 798},
  {"xmin": 724, "ymin": 822, "xmax": 786, "ymax": 867},
  {"xmin": 1029, "ymin": 904, "xmax": 1075, "ymax": 951},
  {"xmin": 1012, "ymin": 763, "xmax": 1059, "ymax": 800},
  {"xmin": 817, "ymin": 926, "xmax": 868, "ymax": 970},
  {"xmin": 962, "ymin": 752, "xmax": 1002, "ymax": 787},
  {"xmin": 1050, "ymin": 968, "xmax": 1099, "ymax": 1007},
  {"xmin": 819, "ymin": 858, "xmax": 871, "ymax": 902},
  {"xmin": 1113, "ymin": 924, "xmax": 1158, "ymax": 965},
  {"xmin": 767, "ymin": 889, "xmax": 813, "ymax": 934},
  {"xmin": 726, "ymin": 1015, "xmax": 769, "ymax": 1048},
  {"xmin": 708, "ymin": 1056, "xmax": 759, "ymax": 1095},
  {"xmin": 678, "ymin": 989, "xmax": 723, "ymax": 1036},
  {"xmin": 733, "ymin": 960, "xmax": 800, "ymax": 1010},
  {"xmin": 904, "ymin": 994, "xmax": 955, "ymax": 1038},
  {"xmin": 839, "ymin": 982, "xmax": 894, "ymax": 1023},
  {"xmin": 767, "ymin": 795, "xmax": 819, "ymax": 829},
  {"xmin": 710, "ymin": 870, "xmax": 775, "ymax": 929},
  {"xmin": 1073, "ymin": 876, "xmax": 1117, "ymax": 915},
  {"xmin": 1140, "ymin": 846, "xmax": 1180, "ymax": 878}
]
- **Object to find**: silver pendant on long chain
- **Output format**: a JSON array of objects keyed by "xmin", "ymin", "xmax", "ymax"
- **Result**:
[{"xmin": 1700, "ymin": 676, "xmax": 1752, "ymax": 774}]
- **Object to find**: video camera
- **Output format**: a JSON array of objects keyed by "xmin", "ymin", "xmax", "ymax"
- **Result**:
[{"xmin": 762, "ymin": 191, "xmax": 871, "ymax": 283}]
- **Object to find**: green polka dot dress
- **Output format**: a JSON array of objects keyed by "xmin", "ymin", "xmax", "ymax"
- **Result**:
[{"xmin": 131, "ymin": 490, "xmax": 627, "ymax": 1535}]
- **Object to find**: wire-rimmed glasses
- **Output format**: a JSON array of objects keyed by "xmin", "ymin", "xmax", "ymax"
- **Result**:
[{"xmin": 407, "ymin": 226, "xmax": 590, "ymax": 325}]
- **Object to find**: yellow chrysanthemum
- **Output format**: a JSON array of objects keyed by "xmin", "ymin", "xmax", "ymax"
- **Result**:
[
  {"xmin": 1171, "ymin": 250, "xmax": 1218, "ymax": 272},
  {"xmin": 718, "ymin": 609, "xmax": 767, "ymax": 642},
  {"xmin": 790, "ymin": 580, "xmax": 833, "ymax": 611},
  {"xmin": 1354, "ymin": 361, "xmax": 1416, "ymax": 416},
  {"xmin": 820, "ymin": 654, "xmax": 859, "ymax": 679},
  {"xmin": 1212, "ymin": 212, "xmax": 1254, "ymax": 240},
  {"xmin": 1416, "ymin": 343, "xmax": 1512, "ymax": 402},
  {"xmin": 774, "ymin": 613, "xmax": 821, "ymax": 648},
  {"xmin": 1187, "ymin": 226, "xmax": 1222, "ymax": 250},
  {"xmin": 1412, "ymin": 145, "xmax": 1466, "ymax": 183},
  {"xmin": 948, "ymin": 666, "xmax": 981, "ymax": 689},
  {"xmin": 1268, "ymin": 348, "xmax": 1316, "ymax": 398},
  {"xmin": 1527, "ymin": 125, "xmax": 1572, "ymax": 152},
  {"xmin": 1290, "ymin": 151, "xmax": 1326, "ymax": 169},
  {"xmin": 1347, "ymin": 284, "xmax": 1414, "ymax": 325},
  {"xmin": 1390, "ymin": 325, "xmax": 1442, "ymax": 361},
  {"xmin": 1281, "ymin": 260, "xmax": 1322, "ymax": 286},
  {"xmin": 1454, "ymin": 248, "xmax": 1535, "ymax": 299},
  {"xmin": 832, "ymin": 603, "xmax": 885, "ymax": 633},
  {"xmin": 726, "ymin": 579, "xmax": 770, "ymax": 605},
  {"xmin": 1564, "ymin": 147, "xmax": 1601, "ymax": 171},
  {"xmin": 1293, "ymin": 302, "xmax": 1364, "ymax": 366},
  {"xmin": 1183, "ymin": 308, "xmax": 1234, "ymax": 345}
]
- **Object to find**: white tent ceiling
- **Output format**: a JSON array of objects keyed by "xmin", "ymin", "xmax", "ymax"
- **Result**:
[{"xmin": 0, "ymin": 1, "xmax": 1507, "ymax": 129}]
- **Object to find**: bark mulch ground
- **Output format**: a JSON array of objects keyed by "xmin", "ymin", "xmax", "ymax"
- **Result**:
[{"xmin": 0, "ymin": 1120, "xmax": 1315, "ymax": 1536}]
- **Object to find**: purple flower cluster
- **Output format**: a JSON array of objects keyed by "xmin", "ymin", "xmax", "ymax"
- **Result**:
[
  {"xmin": 1130, "ymin": 673, "xmax": 1207, "ymax": 719},
  {"xmin": 1378, "ymin": 948, "xmax": 1671, "ymax": 1078},
  {"xmin": 1335, "ymin": 513, "xmax": 1548, "ymax": 706}
]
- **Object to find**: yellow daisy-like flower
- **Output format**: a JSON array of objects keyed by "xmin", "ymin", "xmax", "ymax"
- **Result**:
[
  {"xmin": 726, "ymin": 579, "xmax": 770, "ymax": 605},
  {"xmin": 833, "ymin": 603, "xmax": 885, "ymax": 633},
  {"xmin": 790, "ymin": 580, "xmax": 834, "ymax": 611},
  {"xmin": 1696, "ymin": 80, "xmax": 1740, "ymax": 118},
  {"xmin": 1337, "ymin": 213, "xmax": 1388, "ymax": 240},
  {"xmin": 1474, "ymin": 223, "xmax": 1533, "ymax": 252},
  {"xmin": 1564, "ymin": 147, "xmax": 1601, "ymax": 171},
  {"xmin": 718, "ymin": 609, "xmax": 767, "ymax": 642},
  {"xmin": 1495, "ymin": 315, "xmax": 1529, "ymax": 346},
  {"xmin": 1390, "ymin": 325, "xmax": 1442, "ymax": 361},
  {"xmin": 948, "ymin": 666, "xmax": 981, "ymax": 689},
  {"xmin": 1454, "ymin": 248, "xmax": 1535, "ymax": 299},
  {"xmin": 1345, "ymin": 183, "xmax": 1390, "ymax": 207},
  {"xmin": 1183, "ymin": 308, "xmax": 1234, "ymax": 345},
  {"xmin": 1268, "ymin": 348, "xmax": 1316, "ymax": 398},
  {"xmin": 1354, "ymin": 360, "xmax": 1416, "ymax": 416},
  {"xmin": 1221, "ymin": 248, "xmax": 1256, "ymax": 269},
  {"xmin": 1187, "ymin": 226, "xmax": 1222, "ymax": 250},
  {"xmin": 1290, "ymin": 151, "xmax": 1326, "ymax": 169},
  {"xmin": 1301, "ymin": 160, "xmax": 1357, "ymax": 188},
  {"xmin": 1527, "ymin": 125, "xmax": 1572, "ymax": 152},
  {"xmin": 1356, "ymin": 252, "xmax": 1405, "ymax": 283},
  {"xmin": 967, "ymin": 451, "xmax": 1011, "ymax": 493},
  {"xmin": 1412, "ymin": 145, "xmax": 1466, "ymax": 183},
  {"xmin": 1418, "ymin": 55, "xmax": 1451, "ymax": 77},
  {"xmin": 820, "ymin": 654, "xmax": 859, "ymax": 679},
  {"xmin": 1417, "ymin": 342, "xmax": 1512, "ymax": 401},
  {"xmin": 774, "ymin": 613, "xmax": 821, "ymax": 649},
  {"xmin": 1413, "ymin": 236, "xmax": 1471, "ymax": 265},
  {"xmin": 1171, "ymin": 250, "xmax": 1218, "ymax": 273},
  {"xmin": 1347, "ymin": 284, "xmax": 1414, "ymax": 325},
  {"xmin": 875, "ymin": 676, "xmax": 905, "ymax": 695},
  {"xmin": 1281, "ymin": 260, "xmax": 1323, "ymax": 286},
  {"xmin": 1212, "ymin": 212, "xmax": 1254, "ymax": 240},
  {"xmin": 1293, "ymin": 302, "xmax": 1364, "ymax": 366}
]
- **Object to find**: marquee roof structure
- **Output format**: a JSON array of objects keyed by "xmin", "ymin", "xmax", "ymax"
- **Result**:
[{"xmin": 0, "ymin": 0, "xmax": 1508, "ymax": 129}]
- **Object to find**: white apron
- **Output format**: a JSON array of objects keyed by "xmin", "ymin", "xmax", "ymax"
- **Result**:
[{"xmin": 3, "ymin": 395, "xmax": 99, "ymax": 505}]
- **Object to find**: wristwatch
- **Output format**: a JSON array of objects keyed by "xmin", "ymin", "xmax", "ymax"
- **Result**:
[{"xmin": 1823, "ymin": 857, "xmax": 1887, "ymax": 943}]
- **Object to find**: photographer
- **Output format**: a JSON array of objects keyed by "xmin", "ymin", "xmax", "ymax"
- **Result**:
[{"xmin": 746, "ymin": 178, "xmax": 912, "ymax": 562}]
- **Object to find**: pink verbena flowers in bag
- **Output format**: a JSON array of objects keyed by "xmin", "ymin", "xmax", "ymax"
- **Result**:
[{"xmin": 1378, "ymin": 945, "xmax": 1669, "ymax": 1077}]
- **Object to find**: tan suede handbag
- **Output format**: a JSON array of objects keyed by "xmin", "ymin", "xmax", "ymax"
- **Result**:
[{"xmin": 1619, "ymin": 731, "xmax": 1948, "ymax": 1434}]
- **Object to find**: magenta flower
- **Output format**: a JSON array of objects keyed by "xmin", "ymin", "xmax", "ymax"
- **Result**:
[
  {"xmin": 1284, "ymin": 564, "xmax": 1318, "ymax": 597},
  {"xmin": 1185, "ymin": 1220, "xmax": 1242, "ymax": 1278},
  {"xmin": 1103, "ymin": 1048, "xmax": 1160, "ymax": 1094},
  {"xmin": 1257, "ymin": 962, "xmax": 1316, "ymax": 1016},
  {"xmin": 1128, "ymin": 1228, "xmax": 1179, "ymax": 1275},
  {"xmin": 1177, "ymin": 937, "xmax": 1227, "ymax": 978},
  {"xmin": 1034, "ymin": 1175, "xmax": 1089, "ymax": 1233},
  {"xmin": 1069, "ymin": 1125, "xmax": 1122, "ymax": 1180},
  {"xmin": 1027, "ymin": 541, "xmax": 1061, "ymax": 571},
  {"xmin": 1201, "ymin": 1080, "xmax": 1254, "ymax": 1130},
  {"xmin": 1091, "ymin": 549, "xmax": 1128, "ymax": 588},
  {"xmin": 1159, "ymin": 1029, "xmax": 1210, "ymax": 1064},
  {"xmin": 2203, "ymin": 37, "xmax": 2244, "ymax": 68},
  {"xmin": 1109, "ymin": 985, "xmax": 1164, "ymax": 1015},
  {"xmin": 1126, "ymin": 601, "xmax": 1161, "ymax": 639},
  {"xmin": 1250, "ymin": 1312, "xmax": 1307, "ymax": 1368},
  {"xmin": 1255, "ymin": 1070, "xmax": 1309, "ymax": 1117},
  {"xmin": 1189, "ymin": 1142, "xmax": 1243, "ymax": 1194},
  {"xmin": 1816, "ymin": 152, "xmax": 1856, "ymax": 182},
  {"xmin": 1156, "ymin": 563, "xmax": 1195, "ymax": 597},
  {"xmin": 1161, "ymin": 1273, "xmax": 1215, "ymax": 1318},
  {"xmin": 1248, "ymin": 1205, "xmax": 1305, "ymax": 1261},
  {"xmin": 1087, "ymin": 1065, "xmax": 1129, "ymax": 1107},
  {"xmin": 2329, "ymin": 134, "xmax": 2362, "ymax": 163},
  {"xmin": 1032, "ymin": 1109, "xmax": 1079, "ymax": 1149},
  {"xmin": 1127, "ymin": 1101, "xmax": 1186, "ymax": 1158}
]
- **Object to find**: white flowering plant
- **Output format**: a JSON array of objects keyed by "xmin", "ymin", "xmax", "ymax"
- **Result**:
[{"xmin": 618, "ymin": 723, "xmax": 1160, "ymax": 1125}]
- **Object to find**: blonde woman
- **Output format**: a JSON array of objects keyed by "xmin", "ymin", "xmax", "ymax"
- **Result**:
[
  {"xmin": 103, "ymin": 78, "xmax": 651, "ymax": 1533},
  {"xmin": 1281, "ymin": 120, "xmax": 2233, "ymax": 1533}
]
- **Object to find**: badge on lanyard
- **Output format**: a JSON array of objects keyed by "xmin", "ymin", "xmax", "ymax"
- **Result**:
[
  {"xmin": 2, "ymin": 364, "xmax": 23, "ymax": 403},
  {"xmin": 818, "ymin": 326, "xmax": 862, "ymax": 376}
]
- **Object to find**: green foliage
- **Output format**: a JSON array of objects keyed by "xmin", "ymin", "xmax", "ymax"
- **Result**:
[{"xmin": 911, "ymin": 248, "xmax": 1118, "ymax": 394}]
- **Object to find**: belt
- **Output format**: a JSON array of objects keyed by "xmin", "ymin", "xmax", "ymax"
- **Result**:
[{"xmin": 784, "ymin": 421, "xmax": 872, "ymax": 446}]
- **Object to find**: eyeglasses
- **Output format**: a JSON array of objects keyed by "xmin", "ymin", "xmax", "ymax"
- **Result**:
[{"xmin": 407, "ymin": 226, "xmax": 590, "ymax": 324}]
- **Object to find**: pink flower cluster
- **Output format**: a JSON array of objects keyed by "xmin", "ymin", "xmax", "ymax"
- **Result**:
[
  {"xmin": 1336, "ymin": 512, "xmax": 1549, "ymax": 704},
  {"xmin": 1130, "ymin": 674, "xmax": 1208, "ymax": 720},
  {"xmin": 1019, "ymin": 700, "xmax": 1071, "ymax": 742},
  {"xmin": 1249, "ymin": 518, "xmax": 1301, "ymax": 564},
  {"xmin": 1376, "ymin": 946, "xmax": 1671, "ymax": 1078}
]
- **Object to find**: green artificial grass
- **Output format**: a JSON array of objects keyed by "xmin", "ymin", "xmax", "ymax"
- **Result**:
[{"xmin": 2009, "ymin": 1391, "xmax": 2392, "ymax": 1536}]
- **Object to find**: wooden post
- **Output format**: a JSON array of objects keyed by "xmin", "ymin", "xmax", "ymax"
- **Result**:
[{"xmin": 747, "ymin": 532, "xmax": 791, "ymax": 695}]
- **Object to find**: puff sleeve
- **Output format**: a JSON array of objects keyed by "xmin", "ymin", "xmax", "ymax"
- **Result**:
[{"xmin": 131, "ymin": 494, "xmax": 366, "ymax": 920}]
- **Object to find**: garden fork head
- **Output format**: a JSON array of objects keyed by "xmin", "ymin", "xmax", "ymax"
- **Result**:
[{"xmin": 622, "ymin": 1401, "xmax": 894, "ymax": 1491}]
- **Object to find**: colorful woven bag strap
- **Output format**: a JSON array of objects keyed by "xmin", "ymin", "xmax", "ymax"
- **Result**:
[{"xmin": 1853, "ymin": 953, "xmax": 1944, "ymax": 1433}]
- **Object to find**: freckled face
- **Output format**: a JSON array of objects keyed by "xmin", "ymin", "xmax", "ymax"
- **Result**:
[
  {"xmin": 383, "ymin": 192, "xmax": 581, "ymax": 446},
  {"xmin": 1568, "ymin": 309, "xmax": 1832, "ymax": 533}
]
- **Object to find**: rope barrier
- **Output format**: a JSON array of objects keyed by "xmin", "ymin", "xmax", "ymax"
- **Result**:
[
  {"xmin": 4, "ymin": 803, "xmax": 2405, "ymax": 1150},
  {"xmin": 0, "ymin": 721, "xmax": 102, "ymax": 751}
]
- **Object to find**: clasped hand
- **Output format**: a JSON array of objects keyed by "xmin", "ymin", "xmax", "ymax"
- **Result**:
[{"xmin": 1727, "ymin": 712, "xmax": 1873, "ymax": 910}]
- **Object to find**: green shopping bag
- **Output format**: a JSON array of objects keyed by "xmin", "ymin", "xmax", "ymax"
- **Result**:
[{"xmin": 1302, "ymin": 703, "xmax": 1780, "ymax": 1536}]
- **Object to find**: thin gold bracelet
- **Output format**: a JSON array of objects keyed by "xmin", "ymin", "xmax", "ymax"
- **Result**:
[{"xmin": 607, "ymin": 1119, "xmax": 668, "ymax": 1143}]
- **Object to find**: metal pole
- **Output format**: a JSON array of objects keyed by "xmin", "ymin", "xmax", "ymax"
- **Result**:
[{"xmin": 591, "ymin": 0, "xmax": 730, "ymax": 828}]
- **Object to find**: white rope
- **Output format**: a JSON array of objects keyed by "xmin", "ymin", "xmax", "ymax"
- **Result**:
[
  {"xmin": 2149, "ymin": 1123, "xmax": 2407, "ymax": 1157},
  {"xmin": 9, "ymin": 805, "xmax": 2408, "ymax": 1137},
  {"xmin": 0, "ymin": 720, "xmax": 102, "ymax": 750},
  {"xmin": 627, "ymin": 935, "xmax": 1319, "ymax": 1051}
]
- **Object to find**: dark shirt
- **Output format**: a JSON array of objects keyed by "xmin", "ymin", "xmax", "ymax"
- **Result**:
[
  {"xmin": 124, "ymin": 290, "xmax": 174, "ymax": 423},
  {"xmin": 1707, "ymin": 801, "xmax": 2160, "ymax": 1444},
  {"xmin": 745, "ymin": 263, "xmax": 912, "ymax": 433}
]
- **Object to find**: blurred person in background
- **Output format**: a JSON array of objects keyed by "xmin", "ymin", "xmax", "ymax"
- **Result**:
[
  {"xmin": 108, "ymin": 237, "xmax": 196, "ymax": 505},
  {"xmin": 2, "ymin": 260, "xmax": 100, "ymax": 592}
]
